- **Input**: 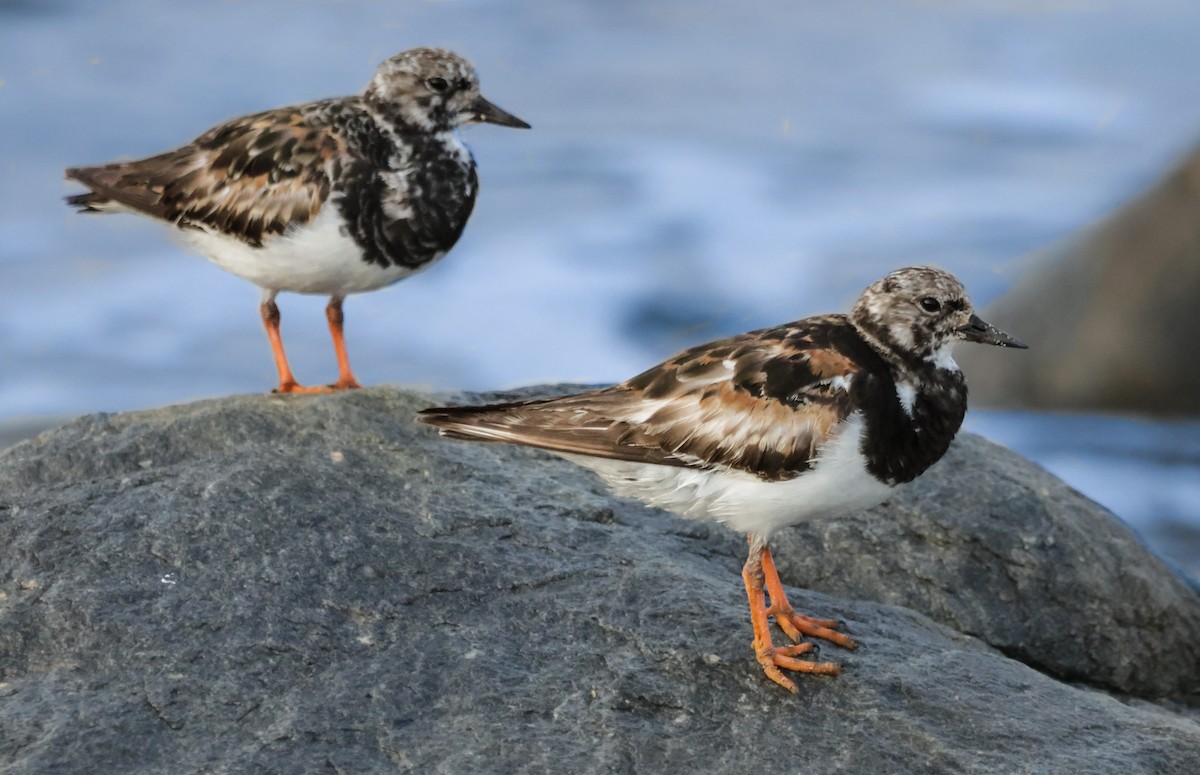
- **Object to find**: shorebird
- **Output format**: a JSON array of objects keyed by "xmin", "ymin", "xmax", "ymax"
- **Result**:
[
  {"xmin": 418, "ymin": 266, "xmax": 1026, "ymax": 691},
  {"xmin": 67, "ymin": 47, "xmax": 529, "ymax": 393}
]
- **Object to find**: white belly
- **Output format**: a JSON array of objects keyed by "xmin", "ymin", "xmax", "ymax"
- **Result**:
[
  {"xmin": 178, "ymin": 205, "xmax": 431, "ymax": 295},
  {"xmin": 561, "ymin": 413, "xmax": 894, "ymax": 539}
]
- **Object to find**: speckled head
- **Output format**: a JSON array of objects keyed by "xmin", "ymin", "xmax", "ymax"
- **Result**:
[
  {"xmin": 364, "ymin": 47, "xmax": 530, "ymax": 133},
  {"xmin": 851, "ymin": 266, "xmax": 1026, "ymax": 368}
]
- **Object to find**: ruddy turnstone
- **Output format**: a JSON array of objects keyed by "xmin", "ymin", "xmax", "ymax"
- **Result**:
[
  {"xmin": 66, "ymin": 47, "xmax": 529, "ymax": 394},
  {"xmin": 418, "ymin": 266, "xmax": 1026, "ymax": 692}
]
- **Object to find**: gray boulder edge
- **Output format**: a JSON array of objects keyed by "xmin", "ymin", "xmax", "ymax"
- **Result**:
[
  {"xmin": 958, "ymin": 144, "xmax": 1200, "ymax": 416},
  {"xmin": 0, "ymin": 387, "xmax": 1196, "ymax": 773},
  {"xmin": 771, "ymin": 432, "xmax": 1200, "ymax": 698}
]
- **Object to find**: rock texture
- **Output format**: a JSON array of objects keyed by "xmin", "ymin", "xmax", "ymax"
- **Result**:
[
  {"xmin": 958, "ymin": 144, "xmax": 1200, "ymax": 416},
  {"xmin": 1, "ymin": 387, "xmax": 1198, "ymax": 774},
  {"xmin": 771, "ymin": 434, "xmax": 1200, "ymax": 697}
]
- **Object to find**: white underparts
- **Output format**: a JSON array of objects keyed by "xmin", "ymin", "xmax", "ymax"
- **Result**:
[
  {"xmin": 178, "ymin": 204, "xmax": 431, "ymax": 295},
  {"xmin": 560, "ymin": 412, "xmax": 894, "ymax": 540}
]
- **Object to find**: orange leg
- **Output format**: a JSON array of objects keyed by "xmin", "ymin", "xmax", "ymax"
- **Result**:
[
  {"xmin": 260, "ymin": 296, "xmax": 330, "ymax": 395},
  {"xmin": 325, "ymin": 296, "xmax": 362, "ymax": 391},
  {"xmin": 741, "ymin": 537, "xmax": 847, "ymax": 692},
  {"xmin": 762, "ymin": 544, "xmax": 857, "ymax": 651}
]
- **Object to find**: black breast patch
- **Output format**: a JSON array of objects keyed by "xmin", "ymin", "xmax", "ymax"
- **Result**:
[
  {"xmin": 333, "ymin": 120, "xmax": 478, "ymax": 270},
  {"xmin": 854, "ymin": 363, "xmax": 967, "ymax": 485}
]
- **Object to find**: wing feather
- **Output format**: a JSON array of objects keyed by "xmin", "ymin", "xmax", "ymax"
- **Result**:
[
  {"xmin": 65, "ymin": 104, "xmax": 344, "ymax": 246},
  {"xmin": 419, "ymin": 316, "xmax": 870, "ymax": 481}
]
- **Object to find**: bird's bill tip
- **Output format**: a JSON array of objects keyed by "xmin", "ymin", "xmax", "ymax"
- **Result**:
[
  {"xmin": 959, "ymin": 314, "xmax": 1028, "ymax": 349},
  {"xmin": 469, "ymin": 95, "xmax": 530, "ymax": 129}
]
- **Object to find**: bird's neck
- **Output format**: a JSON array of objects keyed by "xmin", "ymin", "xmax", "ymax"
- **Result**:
[
  {"xmin": 363, "ymin": 94, "xmax": 454, "ymax": 137},
  {"xmin": 844, "ymin": 323, "xmax": 968, "ymax": 485},
  {"xmin": 852, "ymin": 313, "xmax": 961, "ymax": 380}
]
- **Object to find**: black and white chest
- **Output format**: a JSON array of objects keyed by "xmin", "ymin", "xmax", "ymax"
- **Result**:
[
  {"xmin": 854, "ymin": 354, "xmax": 968, "ymax": 486},
  {"xmin": 333, "ymin": 111, "xmax": 479, "ymax": 273}
]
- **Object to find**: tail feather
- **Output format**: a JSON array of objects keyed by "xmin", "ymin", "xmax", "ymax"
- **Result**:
[
  {"xmin": 65, "ymin": 166, "xmax": 116, "ymax": 212},
  {"xmin": 417, "ymin": 402, "xmax": 548, "ymax": 445},
  {"xmin": 64, "ymin": 164, "xmax": 158, "ymax": 215},
  {"xmin": 416, "ymin": 399, "xmax": 687, "ymax": 468},
  {"xmin": 64, "ymin": 190, "xmax": 112, "ymax": 212},
  {"xmin": 65, "ymin": 165, "xmax": 112, "ymax": 190}
]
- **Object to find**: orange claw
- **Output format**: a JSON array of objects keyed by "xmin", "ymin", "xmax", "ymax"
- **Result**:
[
  {"xmin": 741, "ymin": 537, "xmax": 854, "ymax": 692},
  {"xmin": 761, "ymin": 545, "xmax": 858, "ymax": 651}
]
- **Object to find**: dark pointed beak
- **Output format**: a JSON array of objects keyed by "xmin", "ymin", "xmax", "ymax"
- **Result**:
[
  {"xmin": 958, "ymin": 314, "xmax": 1028, "ymax": 349},
  {"xmin": 468, "ymin": 95, "xmax": 530, "ymax": 129}
]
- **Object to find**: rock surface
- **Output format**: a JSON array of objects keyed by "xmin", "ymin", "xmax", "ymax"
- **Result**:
[
  {"xmin": 1, "ymin": 387, "xmax": 1198, "ymax": 774},
  {"xmin": 771, "ymin": 433, "xmax": 1200, "ymax": 698},
  {"xmin": 958, "ymin": 143, "xmax": 1200, "ymax": 416}
]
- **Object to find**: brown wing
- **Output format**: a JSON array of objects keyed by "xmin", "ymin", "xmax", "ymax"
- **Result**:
[
  {"xmin": 418, "ymin": 315, "xmax": 869, "ymax": 481},
  {"xmin": 65, "ymin": 103, "xmax": 346, "ymax": 246}
]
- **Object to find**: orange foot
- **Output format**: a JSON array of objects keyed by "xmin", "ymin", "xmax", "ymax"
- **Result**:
[
  {"xmin": 273, "ymin": 380, "xmax": 336, "ymax": 395},
  {"xmin": 752, "ymin": 638, "xmax": 841, "ymax": 692},
  {"xmin": 273, "ymin": 378, "xmax": 362, "ymax": 394},
  {"xmin": 762, "ymin": 545, "xmax": 858, "ymax": 652},
  {"xmin": 742, "ymin": 538, "xmax": 856, "ymax": 692}
]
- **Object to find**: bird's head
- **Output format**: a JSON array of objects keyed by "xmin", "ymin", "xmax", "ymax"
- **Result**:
[
  {"xmin": 851, "ymin": 266, "xmax": 1026, "ymax": 369},
  {"xmin": 365, "ymin": 47, "xmax": 530, "ymax": 133}
]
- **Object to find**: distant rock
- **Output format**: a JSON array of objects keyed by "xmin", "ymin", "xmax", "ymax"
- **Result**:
[
  {"xmin": 0, "ymin": 416, "xmax": 65, "ymax": 452},
  {"xmin": 959, "ymin": 144, "xmax": 1200, "ymax": 416},
  {"xmin": 0, "ymin": 388, "xmax": 1197, "ymax": 773}
]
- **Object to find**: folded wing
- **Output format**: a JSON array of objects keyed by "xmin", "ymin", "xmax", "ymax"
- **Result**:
[
  {"xmin": 418, "ymin": 316, "xmax": 866, "ymax": 481},
  {"xmin": 65, "ymin": 105, "xmax": 343, "ymax": 247}
]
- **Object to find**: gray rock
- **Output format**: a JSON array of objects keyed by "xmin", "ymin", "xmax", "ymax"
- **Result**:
[
  {"xmin": 0, "ymin": 387, "xmax": 1197, "ymax": 774},
  {"xmin": 771, "ymin": 433, "xmax": 1200, "ymax": 698},
  {"xmin": 958, "ymin": 144, "xmax": 1200, "ymax": 416}
]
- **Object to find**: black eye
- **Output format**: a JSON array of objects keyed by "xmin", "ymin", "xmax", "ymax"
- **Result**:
[
  {"xmin": 426, "ymin": 77, "xmax": 449, "ymax": 93},
  {"xmin": 919, "ymin": 297, "xmax": 942, "ymax": 313}
]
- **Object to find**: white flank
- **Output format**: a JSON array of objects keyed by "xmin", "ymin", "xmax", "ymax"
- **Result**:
[
  {"xmin": 178, "ymin": 204, "xmax": 430, "ymax": 295},
  {"xmin": 560, "ymin": 412, "xmax": 894, "ymax": 539}
]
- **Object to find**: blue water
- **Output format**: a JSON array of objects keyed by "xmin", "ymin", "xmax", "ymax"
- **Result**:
[
  {"xmin": 964, "ymin": 412, "xmax": 1200, "ymax": 580},
  {"xmin": 2, "ymin": 1, "xmax": 1198, "ymax": 572}
]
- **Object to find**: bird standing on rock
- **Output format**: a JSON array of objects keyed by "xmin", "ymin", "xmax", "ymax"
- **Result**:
[
  {"xmin": 419, "ymin": 266, "xmax": 1027, "ymax": 692},
  {"xmin": 66, "ymin": 47, "xmax": 529, "ymax": 394}
]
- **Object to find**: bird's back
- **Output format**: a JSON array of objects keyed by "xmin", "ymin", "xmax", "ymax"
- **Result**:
[
  {"xmin": 66, "ymin": 95, "xmax": 479, "ymax": 276},
  {"xmin": 65, "ymin": 100, "xmax": 347, "ymax": 247}
]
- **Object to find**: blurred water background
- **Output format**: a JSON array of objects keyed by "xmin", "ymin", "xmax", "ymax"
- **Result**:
[{"xmin": 2, "ymin": 0, "xmax": 1198, "ymax": 578}]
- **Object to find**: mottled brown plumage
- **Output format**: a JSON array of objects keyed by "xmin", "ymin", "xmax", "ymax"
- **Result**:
[
  {"xmin": 419, "ymin": 266, "xmax": 1027, "ymax": 692},
  {"xmin": 428, "ymin": 316, "xmax": 864, "ymax": 480},
  {"xmin": 65, "ymin": 47, "xmax": 529, "ymax": 394},
  {"xmin": 68, "ymin": 107, "xmax": 339, "ymax": 246}
]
